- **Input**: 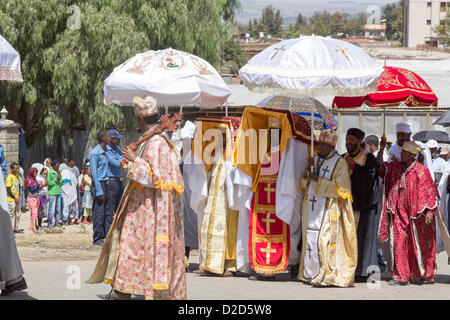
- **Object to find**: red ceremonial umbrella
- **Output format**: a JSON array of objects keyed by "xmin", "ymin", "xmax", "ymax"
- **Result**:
[{"xmin": 332, "ymin": 66, "xmax": 438, "ymax": 109}]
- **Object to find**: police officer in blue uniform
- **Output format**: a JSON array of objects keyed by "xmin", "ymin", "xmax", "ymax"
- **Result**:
[{"xmin": 106, "ymin": 129, "xmax": 124, "ymax": 221}]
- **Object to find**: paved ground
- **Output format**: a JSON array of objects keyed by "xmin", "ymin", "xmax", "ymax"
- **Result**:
[
  {"xmin": 4, "ymin": 210, "xmax": 450, "ymax": 300},
  {"xmin": 1, "ymin": 252, "xmax": 449, "ymax": 300}
]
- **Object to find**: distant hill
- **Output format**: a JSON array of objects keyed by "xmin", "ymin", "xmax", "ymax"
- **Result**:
[{"xmin": 236, "ymin": 0, "xmax": 400, "ymax": 25}]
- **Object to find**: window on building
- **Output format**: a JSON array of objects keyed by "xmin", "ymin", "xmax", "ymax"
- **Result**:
[
  {"xmin": 441, "ymin": 2, "xmax": 446, "ymax": 11},
  {"xmin": 427, "ymin": 19, "xmax": 432, "ymax": 25},
  {"xmin": 427, "ymin": 2, "xmax": 432, "ymax": 7}
]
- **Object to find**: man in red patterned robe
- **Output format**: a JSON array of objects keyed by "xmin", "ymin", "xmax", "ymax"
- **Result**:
[
  {"xmin": 377, "ymin": 139, "xmax": 441, "ymax": 285},
  {"xmin": 87, "ymin": 96, "xmax": 186, "ymax": 300}
]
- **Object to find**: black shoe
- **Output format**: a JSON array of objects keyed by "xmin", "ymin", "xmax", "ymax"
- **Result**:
[
  {"xmin": 289, "ymin": 264, "xmax": 299, "ymax": 279},
  {"xmin": 355, "ymin": 275, "xmax": 369, "ymax": 283},
  {"xmin": 97, "ymin": 292, "xmax": 117, "ymax": 300},
  {"xmin": 388, "ymin": 279, "xmax": 409, "ymax": 286},
  {"xmin": 0, "ymin": 278, "xmax": 28, "ymax": 296},
  {"xmin": 248, "ymin": 275, "xmax": 276, "ymax": 281},
  {"xmin": 93, "ymin": 239, "xmax": 104, "ymax": 246}
]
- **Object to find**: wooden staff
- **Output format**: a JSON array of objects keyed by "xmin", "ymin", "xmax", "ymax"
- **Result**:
[{"xmin": 126, "ymin": 113, "xmax": 183, "ymax": 152}]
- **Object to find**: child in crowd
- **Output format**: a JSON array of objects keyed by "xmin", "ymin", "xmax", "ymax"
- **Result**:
[
  {"xmin": 81, "ymin": 166, "xmax": 93, "ymax": 224},
  {"xmin": 25, "ymin": 167, "xmax": 47, "ymax": 233}
]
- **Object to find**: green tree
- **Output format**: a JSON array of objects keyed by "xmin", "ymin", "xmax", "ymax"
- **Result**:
[
  {"xmin": 434, "ymin": 10, "xmax": 450, "ymax": 46},
  {"xmin": 383, "ymin": 0, "xmax": 404, "ymax": 41},
  {"xmin": 0, "ymin": 0, "xmax": 242, "ymax": 150},
  {"xmin": 261, "ymin": 5, "xmax": 283, "ymax": 36},
  {"xmin": 247, "ymin": 19, "xmax": 253, "ymax": 34},
  {"xmin": 222, "ymin": 0, "xmax": 242, "ymax": 22},
  {"xmin": 344, "ymin": 13, "xmax": 366, "ymax": 38},
  {"xmin": 309, "ymin": 11, "xmax": 349, "ymax": 37},
  {"xmin": 296, "ymin": 13, "xmax": 305, "ymax": 28}
]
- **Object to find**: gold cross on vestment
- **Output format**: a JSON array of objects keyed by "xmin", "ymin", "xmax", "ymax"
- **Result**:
[
  {"xmin": 264, "ymin": 183, "xmax": 276, "ymax": 204},
  {"xmin": 262, "ymin": 212, "xmax": 276, "ymax": 234},
  {"xmin": 260, "ymin": 242, "xmax": 277, "ymax": 265},
  {"xmin": 270, "ymin": 46, "xmax": 286, "ymax": 60},
  {"xmin": 336, "ymin": 45, "xmax": 350, "ymax": 62}
]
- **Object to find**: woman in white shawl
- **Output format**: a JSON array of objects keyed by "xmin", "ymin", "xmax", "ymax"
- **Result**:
[
  {"xmin": 60, "ymin": 168, "xmax": 79, "ymax": 225},
  {"xmin": 43, "ymin": 158, "xmax": 52, "ymax": 171}
]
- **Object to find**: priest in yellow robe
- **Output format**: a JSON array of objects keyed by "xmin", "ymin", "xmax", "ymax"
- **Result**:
[
  {"xmin": 298, "ymin": 130, "xmax": 357, "ymax": 288},
  {"xmin": 188, "ymin": 117, "xmax": 240, "ymax": 276}
]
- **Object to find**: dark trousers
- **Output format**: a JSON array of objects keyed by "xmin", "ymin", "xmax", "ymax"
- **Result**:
[
  {"xmin": 106, "ymin": 178, "xmax": 123, "ymax": 218},
  {"xmin": 92, "ymin": 179, "xmax": 123, "ymax": 243},
  {"xmin": 92, "ymin": 181, "xmax": 109, "ymax": 243}
]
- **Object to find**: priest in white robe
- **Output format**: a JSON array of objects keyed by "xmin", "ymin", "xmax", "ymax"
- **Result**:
[{"xmin": 298, "ymin": 130, "xmax": 357, "ymax": 287}]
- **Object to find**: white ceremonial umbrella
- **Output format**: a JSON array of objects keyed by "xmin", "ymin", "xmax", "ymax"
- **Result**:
[
  {"xmin": 104, "ymin": 48, "xmax": 231, "ymax": 108},
  {"xmin": 0, "ymin": 34, "xmax": 23, "ymax": 83},
  {"xmin": 239, "ymin": 35, "xmax": 383, "ymax": 160}
]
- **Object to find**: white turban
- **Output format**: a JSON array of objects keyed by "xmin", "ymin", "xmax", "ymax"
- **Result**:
[
  {"xmin": 426, "ymin": 139, "xmax": 438, "ymax": 149},
  {"xmin": 396, "ymin": 121, "xmax": 411, "ymax": 133},
  {"xmin": 180, "ymin": 120, "xmax": 196, "ymax": 139}
]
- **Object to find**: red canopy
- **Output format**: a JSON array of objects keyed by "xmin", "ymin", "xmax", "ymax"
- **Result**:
[{"xmin": 332, "ymin": 66, "xmax": 438, "ymax": 109}]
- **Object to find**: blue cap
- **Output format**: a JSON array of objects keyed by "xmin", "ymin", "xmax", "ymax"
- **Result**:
[{"xmin": 108, "ymin": 129, "xmax": 123, "ymax": 139}]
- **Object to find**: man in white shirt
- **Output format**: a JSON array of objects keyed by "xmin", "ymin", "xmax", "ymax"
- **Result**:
[
  {"xmin": 428, "ymin": 140, "xmax": 448, "ymax": 185},
  {"xmin": 388, "ymin": 122, "xmax": 412, "ymax": 162}
]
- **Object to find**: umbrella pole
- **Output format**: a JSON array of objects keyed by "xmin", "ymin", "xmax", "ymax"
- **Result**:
[
  {"xmin": 383, "ymin": 59, "xmax": 386, "ymax": 137},
  {"xmin": 310, "ymin": 98, "xmax": 314, "ymax": 172}
]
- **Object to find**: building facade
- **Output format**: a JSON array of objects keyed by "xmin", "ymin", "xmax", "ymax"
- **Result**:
[
  {"xmin": 404, "ymin": 0, "xmax": 450, "ymax": 48},
  {"xmin": 364, "ymin": 24, "xmax": 386, "ymax": 38}
]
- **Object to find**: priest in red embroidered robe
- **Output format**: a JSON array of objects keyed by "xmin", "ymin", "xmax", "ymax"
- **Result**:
[
  {"xmin": 87, "ymin": 96, "xmax": 186, "ymax": 300},
  {"xmin": 377, "ymin": 139, "xmax": 450, "ymax": 285}
]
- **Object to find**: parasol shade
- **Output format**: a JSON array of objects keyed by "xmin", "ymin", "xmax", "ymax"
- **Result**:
[
  {"xmin": 239, "ymin": 35, "xmax": 383, "ymax": 97},
  {"xmin": 333, "ymin": 66, "xmax": 438, "ymax": 108},
  {"xmin": 257, "ymin": 95, "xmax": 338, "ymax": 131},
  {"xmin": 413, "ymin": 130, "xmax": 449, "ymax": 144},
  {"xmin": 433, "ymin": 110, "xmax": 450, "ymax": 127},
  {"xmin": 0, "ymin": 34, "xmax": 23, "ymax": 83},
  {"xmin": 104, "ymin": 48, "xmax": 231, "ymax": 107}
]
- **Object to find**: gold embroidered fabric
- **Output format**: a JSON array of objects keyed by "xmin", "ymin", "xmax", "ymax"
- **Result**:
[{"xmin": 298, "ymin": 158, "xmax": 357, "ymax": 287}]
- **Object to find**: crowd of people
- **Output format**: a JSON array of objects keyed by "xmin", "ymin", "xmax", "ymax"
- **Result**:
[
  {"xmin": 2, "ymin": 157, "xmax": 95, "ymax": 234},
  {"xmin": 1, "ymin": 98, "xmax": 450, "ymax": 299}
]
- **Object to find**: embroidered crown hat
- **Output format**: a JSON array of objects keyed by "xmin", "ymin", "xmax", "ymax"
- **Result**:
[
  {"xmin": 318, "ymin": 130, "xmax": 338, "ymax": 148},
  {"xmin": 133, "ymin": 96, "xmax": 158, "ymax": 118},
  {"xmin": 402, "ymin": 141, "xmax": 422, "ymax": 155}
]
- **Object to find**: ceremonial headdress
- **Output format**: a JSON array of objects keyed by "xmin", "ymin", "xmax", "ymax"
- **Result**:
[
  {"xmin": 133, "ymin": 96, "xmax": 158, "ymax": 118},
  {"xmin": 318, "ymin": 130, "xmax": 337, "ymax": 148},
  {"xmin": 396, "ymin": 121, "xmax": 411, "ymax": 133},
  {"xmin": 402, "ymin": 141, "xmax": 422, "ymax": 155},
  {"xmin": 440, "ymin": 147, "xmax": 449, "ymax": 155},
  {"xmin": 346, "ymin": 128, "xmax": 365, "ymax": 140}
]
